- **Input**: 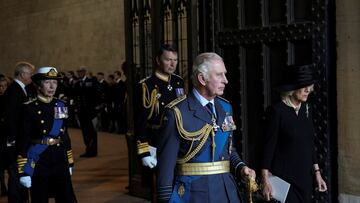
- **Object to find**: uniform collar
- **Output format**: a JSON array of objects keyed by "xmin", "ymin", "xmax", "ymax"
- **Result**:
[
  {"xmin": 155, "ymin": 71, "xmax": 170, "ymax": 82},
  {"xmin": 37, "ymin": 94, "xmax": 53, "ymax": 103}
]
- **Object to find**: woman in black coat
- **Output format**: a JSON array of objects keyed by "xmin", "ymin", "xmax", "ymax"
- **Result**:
[{"xmin": 261, "ymin": 65, "xmax": 327, "ymax": 203}]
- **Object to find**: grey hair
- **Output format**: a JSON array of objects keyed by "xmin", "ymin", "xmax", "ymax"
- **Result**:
[
  {"xmin": 191, "ymin": 52, "xmax": 223, "ymax": 87},
  {"xmin": 14, "ymin": 61, "xmax": 34, "ymax": 77},
  {"xmin": 280, "ymin": 84, "xmax": 314, "ymax": 100},
  {"xmin": 280, "ymin": 90, "xmax": 294, "ymax": 100}
]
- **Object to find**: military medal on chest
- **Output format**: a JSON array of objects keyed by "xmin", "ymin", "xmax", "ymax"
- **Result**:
[
  {"xmin": 167, "ymin": 84, "xmax": 173, "ymax": 91},
  {"xmin": 221, "ymin": 113, "xmax": 236, "ymax": 132},
  {"xmin": 212, "ymin": 117, "xmax": 219, "ymax": 131},
  {"xmin": 54, "ymin": 106, "xmax": 69, "ymax": 119}
]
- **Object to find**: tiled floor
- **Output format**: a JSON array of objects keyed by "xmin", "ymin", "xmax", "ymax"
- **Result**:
[{"xmin": 0, "ymin": 128, "xmax": 149, "ymax": 203}]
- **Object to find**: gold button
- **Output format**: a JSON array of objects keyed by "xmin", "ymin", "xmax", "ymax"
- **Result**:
[
  {"xmin": 43, "ymin": 130, "xmax": 47, "ymax": 134},
  {"xmin": 38, "ymin": 111, "xmax": 42, "ymax": 115},
  {"xmin": 40, "ymin": 120, "xmax": 44, "ymax": 124}
]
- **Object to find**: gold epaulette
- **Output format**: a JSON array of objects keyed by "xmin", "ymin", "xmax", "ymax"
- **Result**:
[
  {"xmin": 138, "ymin": 76, "xmax": 151, "ymax": 84},
  {"xmin": 165, "ymin": 95, "xmax": 186, "ymax": 109},
  {"xmin": 217, "ymin": 96, "xmax": 229, "ymax": 103},
  {"xmin": 23, "ymin": 98, "xmax": 37, "ymax": 105},
  {"xmin": 171, "ymin": 73, "xmax": 183, "ymax": 80}
]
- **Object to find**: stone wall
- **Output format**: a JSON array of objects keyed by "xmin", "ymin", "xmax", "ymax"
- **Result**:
[
  {"xmin": 336, "ymin": 0, "xmax": 360, "ymax": 201},
  {"xmin": 0, "ymin": 0, "xmax": 125, "ymax": 76}
]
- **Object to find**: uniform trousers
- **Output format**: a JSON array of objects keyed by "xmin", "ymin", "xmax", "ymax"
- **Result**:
[{"xmin": 78, "ymin": 112, "xmax": 98, "ymax": 155}]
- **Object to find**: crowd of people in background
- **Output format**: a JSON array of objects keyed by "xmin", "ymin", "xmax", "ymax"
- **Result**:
[
  {"xmin": 59, "ymin": 67, "xmax": 128, "ymax": 136},
  {"xmin": 0, "ymin": 65, "xmax": 128, "ymax": 134},
  {"xmin": 0, "ymin": 62, "xmax": 128, "ymax": 202}
]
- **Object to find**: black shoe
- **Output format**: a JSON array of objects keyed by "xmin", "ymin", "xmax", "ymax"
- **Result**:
[{"xmin": 80, "ymin": 153, "xmax": 97, "ymax": 158}]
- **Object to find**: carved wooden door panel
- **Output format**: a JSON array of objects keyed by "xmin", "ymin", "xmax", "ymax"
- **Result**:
[{"xmin": 199, "ymin": 0, "xmax": 337, "ymax": 202}]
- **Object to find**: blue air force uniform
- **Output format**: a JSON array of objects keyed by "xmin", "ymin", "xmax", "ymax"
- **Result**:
[
  {"xmin": 16, "ymin": 95, "xmax": 75, "ymax": 202},
  {"xmin": 156, "ymin": 90, "xmax": 246, "ymax": 203}
]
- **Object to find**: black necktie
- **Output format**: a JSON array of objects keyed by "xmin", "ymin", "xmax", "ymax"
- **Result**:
[{"xmin": 206, "ymin": 102, "xmax": 216, "ymax": 119}]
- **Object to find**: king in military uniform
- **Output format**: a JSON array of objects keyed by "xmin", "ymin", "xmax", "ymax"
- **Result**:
[
  {"xmin": 135, "ymin": 44, "xmax": 185, "ymax": 201},
  {"xmin": 16, "ymin": 67, "xmax": 76, "ymax": 202},
  {"xmin": 156, "ymin": 53, "xmax": 256, "ymax": 203}
]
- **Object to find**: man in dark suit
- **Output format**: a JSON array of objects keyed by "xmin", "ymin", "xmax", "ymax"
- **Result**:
[
  {"xmin": 113, "ymin": 70, "xmax": 127, "ymax": 134},
  {"xmin": 3, "ymin": 61, "xmax": 34, "ymax": 203},
  {"xmin": 134, "ymin": 44, "xmax": 185, "ymax": 202},
  {"xmin": 73, "ymin": 67, "xmax": 100, "ymax": 157},
  {"xmin": 96, "ymin": 72, "xmax": 110, "ymax": 132},
  {"xmin": 156, "ymin": 53, "xmax": 256, "ymax": 202},
  {"xmin": 0, "ymin": 75, "xmax": 9, "ymax": 196}
]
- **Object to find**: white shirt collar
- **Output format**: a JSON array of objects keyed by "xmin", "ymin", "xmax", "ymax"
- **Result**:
[
  {"xmin": 14, "ymin": 79, "xmax": 25, "ymax": 89},
  {"xmin": 14, "ymin": 79, "xmax": 27, "ymax": 95},
  {"xmin": 192, "ymin": 88, "xmax": 215, "ymax": 107}
]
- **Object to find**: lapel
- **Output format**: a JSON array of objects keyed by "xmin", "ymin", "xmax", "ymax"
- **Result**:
[
  {"xmin": 187, "ymin": 92, "xmax": 212, "ymax": 124},
  {"xmin": 14, "ymin": 82, "xmax": 27, "ymax": 101}
]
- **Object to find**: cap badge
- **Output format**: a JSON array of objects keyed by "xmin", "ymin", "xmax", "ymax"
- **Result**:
[{"xmin": 47, "ymin": 69, "xmax": 58, "ymax": 77}]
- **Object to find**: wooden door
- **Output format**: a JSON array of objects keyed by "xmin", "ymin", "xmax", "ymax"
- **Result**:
[
  {"xmin": 125, "ymin": 0, "xmax": 337, "ymax": 202},
  {"xmin": 199, "ymin": 0, "xmax": 337, "ymax": 202}
]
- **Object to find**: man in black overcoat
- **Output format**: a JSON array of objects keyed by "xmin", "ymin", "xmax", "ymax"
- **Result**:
[
  {"xmin": 3, "ymin": 61, "xmax": 34, "ymax": 202},
  {"xmin": 73, "ymin": 67, "xmax": 100, "ymax": 157}
]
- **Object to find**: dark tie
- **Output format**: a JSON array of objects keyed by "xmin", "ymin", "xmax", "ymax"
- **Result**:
[{"xmin": 206, "ymin": 102, "xmax": 216, "ymax": 119}]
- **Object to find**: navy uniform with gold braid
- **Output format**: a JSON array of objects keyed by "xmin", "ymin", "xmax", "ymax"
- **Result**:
[
  {"xmin": 135, "ymin": 71, "xmax": 184, "ymax": 159},
  {"xmin": 16, "ymin": 90, "xmax": 75, "ymax": 200},
  {"xmin": 156, "ymin": 92, "xmax": 246, "ymax": 203}
]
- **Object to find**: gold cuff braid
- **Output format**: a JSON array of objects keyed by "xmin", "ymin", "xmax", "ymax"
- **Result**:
[
  {"xmin": 17, "ymin": 155, "xmax": 28, "ymax": 174},
  {"xmin": 67, "ymin": 150, "xmax": 74, "ymax": 164},
  {"xmin": 137, "ymin": 141, "xmax": 150, "ymax": 155}
]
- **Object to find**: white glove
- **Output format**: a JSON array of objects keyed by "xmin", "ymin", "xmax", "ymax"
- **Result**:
[
  {"xmin": 19, "ymin": 176, "xmax": 31, "ymax": 188},
  {"xmin": 142, "ymin": 156, "xmax": 157, "ymax": 168},
  {"xmin": 69, "ymin": 167, "xmax": 73, "ymax": 176}
]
